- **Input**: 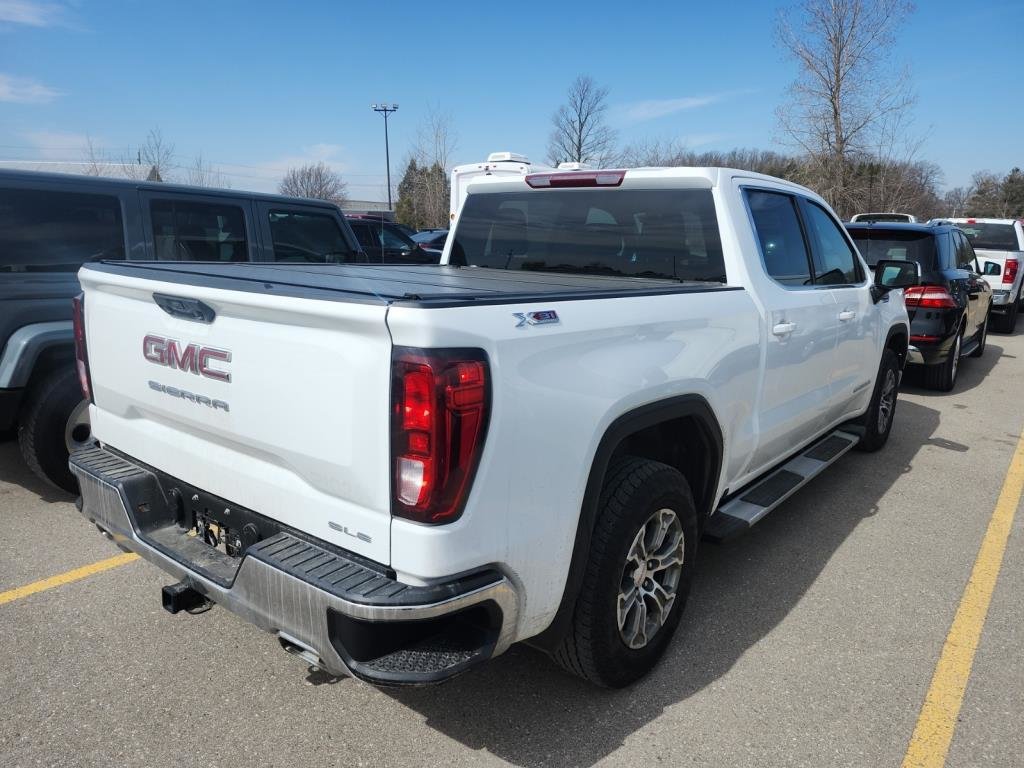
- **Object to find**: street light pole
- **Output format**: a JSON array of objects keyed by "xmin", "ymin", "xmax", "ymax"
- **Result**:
[{"xmin": 371, "ymin": 103, "xmax": 399, "ymax": 210}]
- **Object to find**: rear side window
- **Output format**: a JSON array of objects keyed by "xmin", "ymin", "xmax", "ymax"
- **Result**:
[
  {"xmin": 151, "ymin": 199, "xmax": 248, "ymax": 262},
  {"xmin": 450, "ymin": 188, "xmax": 726, "ymax": 282},
  {"xmin": 958, "ymin": 222, "xmax": 1019, "ymax": 251},
  {"xmin": 0, "ymin": 187, "xmax": 124, "ymax": 272},
  {"xmin": 802, "ymin": 202, "xmax": 862, "ymax": 285},
  {"xmin": 745, "ymin": 189, "xmax": 811, "ymax": 287},
  {"xmin": 267, "ymin": 210, "xmax": 354, "ymax": 263}
]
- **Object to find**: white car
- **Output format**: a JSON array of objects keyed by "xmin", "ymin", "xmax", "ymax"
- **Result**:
[
  {"xmin": 949, "ymin": 218, "xmax": 1024, "ymax": 332},
  {"xmin": 71, "ymin": 167, "xmax": 913, "ymax": 688}
]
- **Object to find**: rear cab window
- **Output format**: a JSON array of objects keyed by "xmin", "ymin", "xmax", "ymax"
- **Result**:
[
  {"xmin": 450, "ymin": 188, "xmax": 726, "ymax": 282},
  {"xmin": 958, "ymin": 222, "xmax": 1021, "ymax": 251},
  {"xmin": 0, "ymin": 187, "xmax": 125, "ymax": 272},
  {"xmin": 150, "ymin": 199, "xmax": 248, "ymax": 262}
]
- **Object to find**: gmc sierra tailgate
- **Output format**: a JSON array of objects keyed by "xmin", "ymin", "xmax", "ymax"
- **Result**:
[{"xmin": 78, "ymin": 262, "xmax": 394, "ymax": 564}]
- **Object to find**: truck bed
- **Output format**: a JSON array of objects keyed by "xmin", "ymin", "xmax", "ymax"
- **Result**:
[{"xmin": 83, "ymin": 261, "xmax": 738, "ymax": 308}]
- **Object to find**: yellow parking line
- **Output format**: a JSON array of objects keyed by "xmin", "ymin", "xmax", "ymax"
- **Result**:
[
  {"xmin": 0, "ymin": 552, "xmax": 139, "ymax": 606},
  {"xmin": 901, "ymin": 429, "xmax": 1024, "ymax": 768}
]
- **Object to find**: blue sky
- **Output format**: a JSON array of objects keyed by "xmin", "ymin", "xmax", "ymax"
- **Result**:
[{"xmin": 1, "ymin": 0, "xmax": 1021, "ymax": 200}]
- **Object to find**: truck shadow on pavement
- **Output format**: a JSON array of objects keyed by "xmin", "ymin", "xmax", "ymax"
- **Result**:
[
  {"xmin": 0, "ymin": 440, "xmax": 72, "ymax": 504},
  {"xmin": 386, "ymin": 397, "xmax": 944, "ymax": 768}
]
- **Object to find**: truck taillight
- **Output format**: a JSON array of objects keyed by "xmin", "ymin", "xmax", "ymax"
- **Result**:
[
  {"xmin": 391, "ymin": 347, "xmax": 490, "ymax": 524},
  {"xmin": 1003, "ymin": 258, "xmax": 1019, "ymax": 285},
  {"xmin": 72, "ymin": 293, "xmax": 93, "ymax": 402},
  {"xmin": 903, "ymin": 285, "xmax": 957, "ymax": 309}
]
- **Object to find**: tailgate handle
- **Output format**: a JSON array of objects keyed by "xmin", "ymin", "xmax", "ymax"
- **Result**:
[{"xmin": 153, "ymin": 293, "xmax": 216, "ymax": 323}]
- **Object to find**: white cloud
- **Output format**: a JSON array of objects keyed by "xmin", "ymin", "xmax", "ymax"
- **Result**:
[
  {"xmin": 0, "ymin": 73, "xmax": 60, "ymax": 103},
  {"xmin": 0, "ymin": 0, "xmax": 63, "ymax": 26},
  {"xmin": 618, "ymin": 94, "xmax": 726, "ymax": 123},
  {"xmin": 23, "ymin": 130, "xmax": 89, "ymax": 158}
]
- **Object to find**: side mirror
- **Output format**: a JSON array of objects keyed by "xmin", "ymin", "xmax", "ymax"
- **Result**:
[
  {"xmin": 871, "ymin": 259, "xmax": 920, "ymax": 303},
  {"xmin": 874, "ymin": 259, "xmax": 920, "ymax": 290},
  {"xmin": 983, "ymin": 261, "xmax": 1001, "ymax": 276}
]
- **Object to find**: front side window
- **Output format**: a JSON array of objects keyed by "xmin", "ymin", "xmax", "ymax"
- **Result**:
[
  {"xmin": 802, "ymin": 201, "xmax": 861, "ymax": 285},
  {"xmin": 380, "ymin": 224, "xmax": 414, "ymax": 251},
  {"xmin": 151, "ymin": 199, "xmax": 248, "ymax": 262},
  {"xmin": 450, "ymin": 188, "xmax": 725, "ymax": 282},
  {"xmin": 349, "ymin": 222, "xmax": 377, "ymax": 250},
  {"xmin": 0, "ymin": 188, "xmax": 124, "ymax": 272},
  {"xmin": 745, "ymin": 189, "xmax": 811, "ymax": 287},
  {"xmin": 267, "ymin": 210, "xmax": 354, "ymax": 263}
]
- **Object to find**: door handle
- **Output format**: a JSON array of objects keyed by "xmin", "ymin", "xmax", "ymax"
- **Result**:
[
  {"xmin": 772, "ymin": 321, "xmax": 797, "ymax": 336},
  {"xmin": 838, "ymin": 310, "xmax": 857, "ymax": 321}
]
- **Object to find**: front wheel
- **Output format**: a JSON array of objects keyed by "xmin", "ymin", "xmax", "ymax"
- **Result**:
[
  {"xmin": 855, "ymin": 349, "xmax": 900, "ymax": 452},
  {"xmin": 551, "ymin": 456, "xmax": 698, "ymax": 688}
]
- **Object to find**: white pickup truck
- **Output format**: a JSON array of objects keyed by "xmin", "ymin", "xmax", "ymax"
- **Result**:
[
  {"xmin": 949, "ymin": 218, "xmax": 1024, "ymax": 332},
  {"xmin": 71, "ymin": 167, "xmax": 916, "ymax": 688}
]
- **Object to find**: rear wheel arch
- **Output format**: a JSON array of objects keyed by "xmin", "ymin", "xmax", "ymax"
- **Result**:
[{"xmin": 529, "ymin": 394, "xmax": 724, "ymax": 651}]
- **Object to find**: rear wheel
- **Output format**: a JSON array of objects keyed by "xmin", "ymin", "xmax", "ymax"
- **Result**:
[
  {"xmin": 18, "ymin": 367, "xmax": 90, "ymax": 493},
  {"xmin": 999, "ymin": 296, "xmax": 1019, "ymax": 333},
  {"xmin": 855, "ymin": 349, "xmax": 900, "ymax": 452},
  {"xmin": 551, "ymin": 457, "xmax": 698, "ymax": 688},
  {"xmin": 970, "ymin": 312, "xmax": 988, "ymax": 358},
  {"xmin": 924, "ymin": 330, "xmax": 961, "ymax": 392}
]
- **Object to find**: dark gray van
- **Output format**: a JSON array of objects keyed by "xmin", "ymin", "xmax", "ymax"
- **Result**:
[{"xmin": 0, "ymin": 169, "xmax": 365, "ymax": 492}]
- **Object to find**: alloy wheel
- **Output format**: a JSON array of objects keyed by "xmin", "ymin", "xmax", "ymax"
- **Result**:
[{"xmin": 617, "ymin": 508, "xmax": 685, "ymax": 650}]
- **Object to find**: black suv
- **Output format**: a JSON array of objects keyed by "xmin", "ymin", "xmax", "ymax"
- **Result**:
[
  {"xmin": 1, "ymin": 169, "xmax": 368, "ymax": 492},
  {"xmin": 345, "ymin": 217, "xmax": 439, "ymax": 264},
  {"xmin": 846, "ymin": 222, "xmax": 992, "ymax": 391}
]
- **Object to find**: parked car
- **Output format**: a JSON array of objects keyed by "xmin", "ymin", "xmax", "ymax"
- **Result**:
[
  {"xmin": 850, "ymin": 212, "xmax": 918, "ymax": 224},
  {"xmin": 345, "ymin": 216, "xmax": 439, "ymax": 264},
  {"xmin": 344, "ymin": 212, "xmax": 416, "ymax": 238},
  {"xmin": 846, "ymin": 221, "xmax": 992, "ymax": 391},
  {"xmin": 411, "ymin": 228, "xmax": 448, "ymax": 257},
  {"xmin": 0, "ymin": 168, "xmax": 364, "ymax": 492},
  {"xmin": 72, "ymin": 166, "xmax": 913, "ymax": 688},
  {"xmin": 947, "ymin": 218, "xmax": 1024, "ymax": 332}
]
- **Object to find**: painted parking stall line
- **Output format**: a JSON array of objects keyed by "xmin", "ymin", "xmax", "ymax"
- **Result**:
[
  {"xmin": 901, "ymin": 427, "xmax": 1024, "ymax": 768},
  {"xmin": 0, "ymin": 552, "xmax": 139, "ymax": 606}
]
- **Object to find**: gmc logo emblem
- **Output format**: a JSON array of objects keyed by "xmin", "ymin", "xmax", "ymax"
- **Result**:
[{"xmin": 143, "ymin": 335, "xmax": 231, "ymax": 382}]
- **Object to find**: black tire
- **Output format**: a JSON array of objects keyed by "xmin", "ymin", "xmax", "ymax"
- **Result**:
[
  {"xmin": 855, "ymin": 349, "xmax": 900, "ymax": 453},
  {"xmin": 999, "ymin": 297, "xmax": 1019, "ymax": 333},
  {"xmin": 924, "ymin": 329, "xmax": 961, "ymax": 392},
  {"xmin": 551, "ymin": 456, "xmax": 698, "ymax": 688},
  {"xmin": 970, "ymin": 312, "xmax": 988, "ymax": 358},
  {"xmin": 17, "ymin": 367, "xmax": 89, "ymax": 494}
]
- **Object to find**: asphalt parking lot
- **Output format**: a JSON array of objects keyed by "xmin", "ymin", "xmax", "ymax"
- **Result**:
[{"xmin": 2, "ymin": 334, "xmax": 1022, "ymax": 768}]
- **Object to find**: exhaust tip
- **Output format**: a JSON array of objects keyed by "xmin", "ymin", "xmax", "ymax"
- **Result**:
[{"xmin": 161, "ymin": 581, "xmax": 209, "ymax": 614}]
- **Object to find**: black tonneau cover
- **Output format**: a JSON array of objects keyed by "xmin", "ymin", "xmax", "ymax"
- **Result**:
[{"xmin": 82, "ymin": 262, "xmax": 738, "ymax": 308}]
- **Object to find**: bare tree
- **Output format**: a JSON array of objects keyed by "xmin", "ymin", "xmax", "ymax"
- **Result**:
[
  {"xmin": 120, "ymin": 127, "xmax": 176, "ymax": 181},
  {"xmin": 398, "ymin": 106, "xmax": 459, "ymax": 226},
  {"xmin": 943, "ymin": 185, "xmax": 971, "ymax": 218},
  {"xmin": 547, "ymin": 75, "xmax": 618, "ymax": 167},
  {"xmin": 279, "ymin": 161, "xmax": 347, "ymax": 204},
  {"xmin": 775, "ymin": 0, "xmax": 915, "ymax": 216},
  {"xmin": 82, "ymin": 135, "xmax": 112, "ymax": 177},
  {"xmin": 186, "ymin": 153, "xmax": 229, "ymax": 188}
]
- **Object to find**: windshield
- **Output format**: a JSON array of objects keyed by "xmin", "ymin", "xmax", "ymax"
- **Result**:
[
  {"xmin": 848, "ymin": 229, "xmax": 937, "ymax": 269},
  {"xmin": 956, "ymin": 222, "xmax": 1020, "ymax": 251},
  {"xmin": 449, "ymin": 188, "xmax": 725, "ymax": 282}
]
